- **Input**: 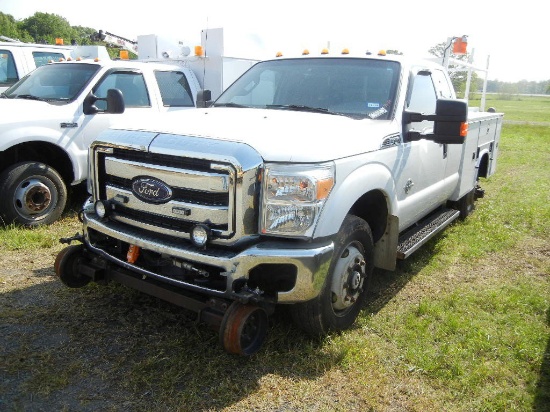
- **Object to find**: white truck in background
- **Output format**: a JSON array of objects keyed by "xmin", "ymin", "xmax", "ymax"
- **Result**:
[
  {"xmin": 137, "ymin": 28, "xmax": 257, "ymax": 102},
  {"xmin": 55, "ymin": 38, "xmax": 503, "ymax": 356},
  {"xmin": 0, "ymin": 28, "xmax": 257, "ymax": 226},
  {"xmin": 0, "ymin": 39, "xmax": 74, "ymax": 92}
]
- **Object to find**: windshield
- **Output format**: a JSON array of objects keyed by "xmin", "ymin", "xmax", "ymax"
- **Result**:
[
  {"xmin": 3, "ymin": 63, "xmax": 100, "ymax": 101},
  {"xmin": 215, "ymin": 58, "xmax": 401, "ymax": 119}
]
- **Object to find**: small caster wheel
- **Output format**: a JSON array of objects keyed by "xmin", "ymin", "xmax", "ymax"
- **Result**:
[
  {"xmin": 55, "ymin": 245, "xmax": 90, "ymax": 288},
  {"xmin": 219, "ymin": 302, "xmax": 268, "ymax": 356}
]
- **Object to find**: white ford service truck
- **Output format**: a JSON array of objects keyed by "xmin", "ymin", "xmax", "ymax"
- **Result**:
[
  {"xmin": 0, "ymin": 28, "xmax": 257, "ymax": 226},
  {"xmin": 55, "ymin": 46, "xmax": 503, "ymax": 355}
]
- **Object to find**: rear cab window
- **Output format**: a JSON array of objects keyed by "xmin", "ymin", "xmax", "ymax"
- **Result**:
[
  {"xmin": 32, "ymin": 51, "xmax": 67, "ymax": 68},
  {"xmin": 155, "ymin": 70, "xmax": 195, "ymax": 107}
]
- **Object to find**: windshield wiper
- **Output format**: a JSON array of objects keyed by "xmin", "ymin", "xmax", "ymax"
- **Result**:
[
  {"xmin": 213, "ymin": 102, "xmax": 249, "ymax": 108},
  {"xmin": 266, "ymin": 104, "xmax": 330, "ymax": 114},
  {"xmin": 15, "ymin": 94, "xmax": 46, "ymax": 102}
]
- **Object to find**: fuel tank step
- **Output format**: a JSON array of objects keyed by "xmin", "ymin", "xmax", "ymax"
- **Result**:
[{"xmin": 397, "ymin": 208, "xmax": 460, "ymax": 259}]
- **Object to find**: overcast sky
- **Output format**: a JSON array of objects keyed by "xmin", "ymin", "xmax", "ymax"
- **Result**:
[{"xmin": 2, "ymin": 0, "xmax": 547, "ymax": 82}]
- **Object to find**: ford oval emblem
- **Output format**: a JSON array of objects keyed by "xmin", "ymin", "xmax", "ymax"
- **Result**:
[{"xmin": 131, "ymin": 177, "xmax": 173, "ymax": 204}]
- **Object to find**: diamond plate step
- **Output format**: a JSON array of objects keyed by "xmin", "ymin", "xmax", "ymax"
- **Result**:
[{"xmin": 397, "ymin": 208, "xmax": 460, "ymax": 259}]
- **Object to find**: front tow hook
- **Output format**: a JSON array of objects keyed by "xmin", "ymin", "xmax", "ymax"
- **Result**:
[{"xmin": 59, "ymin": 232, "xmax": 84, "ymax": 245}]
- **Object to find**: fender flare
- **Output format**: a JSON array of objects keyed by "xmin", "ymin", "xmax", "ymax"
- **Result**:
[
  {"xmin": 476, "ymin": 148, "xmax": 491, "ymax": 178},
  {"xmin": 314, "ymin": 162, "xmax": 396, "ymax": 238},
  {"xmin": 0, "ymin": 126, "xmax": 85, "ymax": 183}
]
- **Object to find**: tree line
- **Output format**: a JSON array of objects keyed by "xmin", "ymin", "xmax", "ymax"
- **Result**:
[
  {"xmin": 0, "ymin": 11, "xmax": 134, "ymax": 59},
  {"xmin": 1, "ymin": 11, "xmax": 549, "ymax": 95}
]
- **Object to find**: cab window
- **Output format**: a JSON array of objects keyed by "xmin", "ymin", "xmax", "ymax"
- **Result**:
[
  {"xmin": 94, "ymin": 71, "xmax": 150, "ymax": 109},
  {"xmin": 431, "ymin": 69, "xmax": 454, "ymax": 99},
  {"xmin": 0, "ymin": 50, "xmax": 19, "ymax": 87},
  {"xmin": 32, "ymin": 51, "xmax": 66, "ymax": 68},
  {"xmin": 155, "ymin": 70, "xmax": 194, "ymax": 107},
  {"xmin": 406, "ymin": 71, "xmax": 437, "ymax": 134}
]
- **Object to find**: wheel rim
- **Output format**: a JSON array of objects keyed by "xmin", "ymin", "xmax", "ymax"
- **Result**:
[
  {"xmin": 240, "ymin": 310, "xmax": 265, "ymax": 350},
  {"xmin": 330, "ymin": 244, "xmax": 366, "ymax": 314},
  {"xmin": 13, "ymin": 176, "xmax": 57, "ymax": 220}
]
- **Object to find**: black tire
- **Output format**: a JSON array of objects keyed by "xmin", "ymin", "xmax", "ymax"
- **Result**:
[
  {"xmin": 54, "ymin": 245, "xmax": 91, "ymax": 288},
  {"xmin": 291, "ymin": 214, "xmax": 374, "ymax": 336},
  {"xmin": 456, "ymin": 188, "xmax": 475, "ymax": 220},
  {"xmin": 0, "ymin": 161, "xmax": 67, "ymax": 227},
  {"xmin": 456, "ymin": 168, "xmax": 479, "ymax": 220}
]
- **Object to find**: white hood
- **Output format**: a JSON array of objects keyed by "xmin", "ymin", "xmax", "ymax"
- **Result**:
[
  {"xmin": 0, "ymin": 98, "xmax": 74, "ymax": 124},
  {"xmin": 111, "ymin": 107, "xmax": 395, "ymax": 163}
]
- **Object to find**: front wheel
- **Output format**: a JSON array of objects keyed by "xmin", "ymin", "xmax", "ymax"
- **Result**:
[
  {"xmin": 0, "ymin": 161, "xmax": 67, "ymax": 226},
  {"xmin": 291, "ymin": 214, "xmax": 374, "ymax": 336}
]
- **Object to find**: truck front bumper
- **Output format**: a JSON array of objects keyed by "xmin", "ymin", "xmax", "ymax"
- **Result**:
[{"xmin": 83, "ymin": 212, "xmax": 334, "ymax": 304}]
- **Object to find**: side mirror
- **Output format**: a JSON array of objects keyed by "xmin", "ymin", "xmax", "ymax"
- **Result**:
[
  {"xmin": 105, "ymin": 88, "xmax": 125, "ymax": 114},
  {"xmin": 196, "ymin": 89, "xmax": 212, "ymax": 108},
  {"xmin": 404, "ymin": 99, "xmax": 468, "ymax": 144},
  {"xmin": 432, "ymin": 99, "xmax": 468, "ymax": 144},
  {"xmin": 83, "ymin": 92, "xmax": 99, "ymax": 115},
  {"xmin": 83, "ymin": 88, "xmax": 125, "ymax": 115}
]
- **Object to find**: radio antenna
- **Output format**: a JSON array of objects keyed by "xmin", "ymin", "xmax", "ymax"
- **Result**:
[{"xmin": 202, "ymin": 18, "xmax": 209, "ymax": 90}]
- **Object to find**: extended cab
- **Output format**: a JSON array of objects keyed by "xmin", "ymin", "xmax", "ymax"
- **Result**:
[{"xmin": 55, "ymin": 48, "xmax": 503, "ymax": 355}]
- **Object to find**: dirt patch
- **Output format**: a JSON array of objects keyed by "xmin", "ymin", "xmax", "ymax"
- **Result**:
[{"xmin": 1, "ymin": 222, "xmax": 549, "ymax": 411}]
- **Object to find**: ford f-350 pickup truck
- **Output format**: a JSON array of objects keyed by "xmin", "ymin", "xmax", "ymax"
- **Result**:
[{"xmin": 55, "ymin": 47, "xmax": 503, "ymax": 355}]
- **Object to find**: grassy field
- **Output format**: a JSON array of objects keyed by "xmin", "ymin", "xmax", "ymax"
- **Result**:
[
  {"xmin": 471, "ymin": 94, "xmax": 550, "ymax": 123},
  {"xmin": 0, "ymin": 96, "xmax": 549, "ymax": 411}
]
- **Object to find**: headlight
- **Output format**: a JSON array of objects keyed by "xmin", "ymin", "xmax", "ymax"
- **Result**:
[{"xmin": 261, "ymin": 163, "xmax": 334, "ymax": 237}]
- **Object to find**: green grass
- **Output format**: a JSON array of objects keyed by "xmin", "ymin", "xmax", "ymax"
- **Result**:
[
  {"xmin": 0, "ymin": 216, "xmax": 80, "ymax": 250},
  {"xmin": 0, "ymin": 96, "xmax": 549, "ymax": 411},
  {"xmin": 471, "ymin": 94, "xmax": 550, "ymax": 122}
]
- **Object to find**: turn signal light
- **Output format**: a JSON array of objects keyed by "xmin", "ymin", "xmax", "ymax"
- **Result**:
[{"xmin": 460, "ymin": 122, "xmax": 468, "ymax": 137}]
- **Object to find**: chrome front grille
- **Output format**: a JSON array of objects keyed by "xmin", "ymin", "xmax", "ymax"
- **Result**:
[
  {"xmin": 96, "ymin": 149, "xmax": 235, "ymax": 240},
  {"xmin": 91, "ymin": 132, "xmax": 264, "ymax": 246}
]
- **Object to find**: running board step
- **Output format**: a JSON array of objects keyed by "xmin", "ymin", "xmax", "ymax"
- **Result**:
[{"xmin": 397, "ymin": 208, "xmax": 460, "ymax": 259}]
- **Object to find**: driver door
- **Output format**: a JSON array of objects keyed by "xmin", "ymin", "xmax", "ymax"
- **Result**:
[{"xmin": 395, "ymin": 69, "xmax": 448, "ymax": 230}]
